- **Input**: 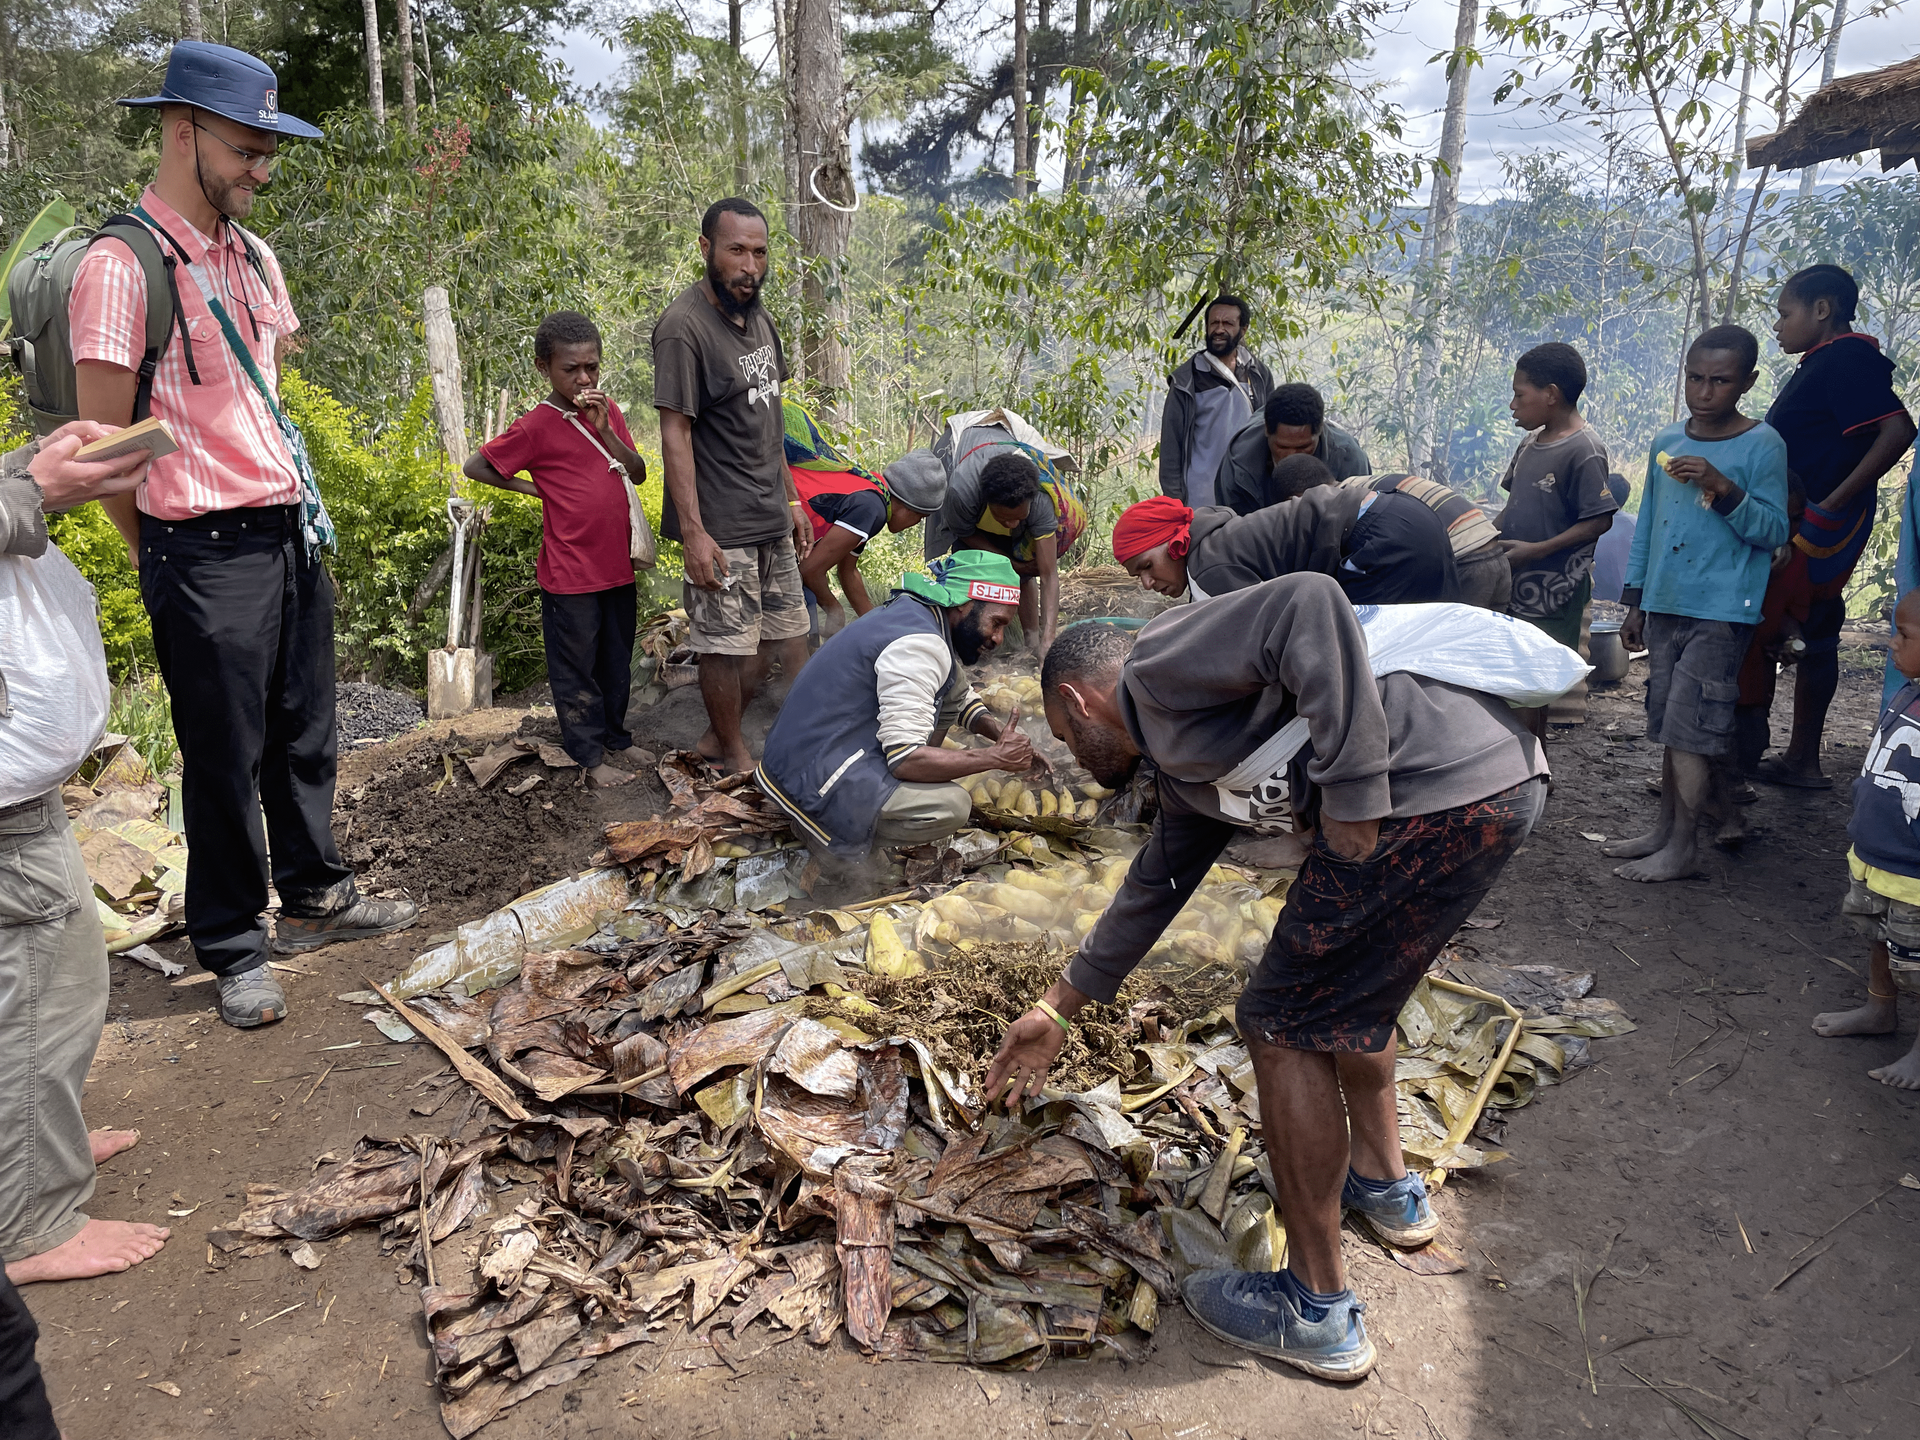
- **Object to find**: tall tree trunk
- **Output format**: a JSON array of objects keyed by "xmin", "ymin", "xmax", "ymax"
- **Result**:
[
  {"xmin": 361, "ymin": 0, "xmax": 386, "ymax": 126},
  {"xmin": 1800, "ymin": 0, "xmax": 1848, "ymax": 198},
  {"xmin": 772, "ymin": 0, "xmax": 799, "ymax": 220},
  {"xmin": 1722, "ymin": 0, "xmax": 1762, "ymax": 219},
  {"xmin": 729, "ymin": 0, "xmax": 749, "ymax": 191},
  {"xmin": 1408, "ymin": 0, "xmax": 1477, "ymax": 476},
  {"xmin": 180, "ymin": 0, "xmax": 203, "ymax": 41},
  {"xmin": 395, "ymin": 0, "xmax": 417, "ymax": 131},
  {"xmin": 1027, "ymin": 0, "xmax": 1050, "ymax": 180},
  {"xmin": 1011, "ymin": 0, "xmax": 1029, "ymax": 197},
  {"xmin": 416, "ymin": 3, "xmax": 438, "ymax": 106},
  {"xmin": 1062, "ymin": 0, "xmax": 1092, "ymax": 190},
  {"xmin": 792, "ymin": 0, "xmax": 854, "ymax": 415}
]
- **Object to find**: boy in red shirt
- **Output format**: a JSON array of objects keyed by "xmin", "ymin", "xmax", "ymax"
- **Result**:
[{"xmin": 466, "ymin": 311, "xmax": 652, "ymax": 788}]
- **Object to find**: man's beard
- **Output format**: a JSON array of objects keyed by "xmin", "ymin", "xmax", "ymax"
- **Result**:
[
  {"xmin": 202, "ymin": 171, "xmax": 255, "ymax": 220},
  {"xmin": 706, "ymin": 258, "xmax": 762, "ymax": 317},
  {"xmin": 1068, "ymin": 713, "xmax": 1139, "ymax": 789},
  {"xmin": 1204, "ymin": 330, "xmax": 1239, "ymax": 358},
  {"xmin": 951, "ymin": 606, "xmax": 998, "ymax": 666}
]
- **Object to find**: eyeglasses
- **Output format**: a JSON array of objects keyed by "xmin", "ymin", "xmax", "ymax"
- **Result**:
[{"xmin": 193, "ymin": 123, "xmax": 278, "ymax": 173}]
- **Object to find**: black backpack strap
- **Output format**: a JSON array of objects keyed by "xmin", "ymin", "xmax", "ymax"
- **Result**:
[{"xmin": 92, "ymin": 214, "xmax": 200, "ymax": 419}]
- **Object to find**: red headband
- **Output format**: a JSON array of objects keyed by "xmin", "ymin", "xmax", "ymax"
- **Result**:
[{"xmin": 1112, "ymin": 496, "xmax": 1194, "ymax": 566}]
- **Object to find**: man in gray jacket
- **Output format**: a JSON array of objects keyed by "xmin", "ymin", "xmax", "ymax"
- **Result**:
[
  {"xmin": 985, "ymin": 576, "xmax": 1546, "ymax": 1381},
  {"xmin": 1, "ymin": 424, "xmax": 170, "ymax": 1294},
  {"xmin": 1158, "ymin": 296, "xmax": 1275, "ymax": 506},
  {"xmin": 1215, "ymin": 383, "xmax": 1372, "ymax": 516}
]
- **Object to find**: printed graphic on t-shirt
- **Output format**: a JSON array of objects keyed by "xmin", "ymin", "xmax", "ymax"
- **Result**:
[
  {"xmin": 740, "ymin": 344, "xmax": 781, "ymax": 409},
  {"xmin": 1864, "ymin": 706, "xmax": 1920, "ymax": 821},
  {"xmin": 1210, "ymin": 716, "xmax": 1311, "ymax": 835}
]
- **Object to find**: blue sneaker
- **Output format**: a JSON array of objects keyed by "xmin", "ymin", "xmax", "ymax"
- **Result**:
[
  {"xmin": 1342, "ymin": 1168, "xmax": 1440, "ymax": 1248},
  {"xmin": 1181, "ymin": 1269, "xmax": 1376, "ymax": 1381}
]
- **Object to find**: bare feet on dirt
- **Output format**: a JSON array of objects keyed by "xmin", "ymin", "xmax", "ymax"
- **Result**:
[
  {"xmin": 1612, "ymin": 842, "xmax": 1701, "ymax": 882},
  {"xmin": 586, "ymin": 763, "xmax": 635, "ymax": 788},
  {"xmin": 615, "ymin": 745, "xmax": 658, "ymax": 768},
  {"xmin": 1602, "ymin": 825, "xmax": 1668, "ymax": 861},
  {"xmin": 1869, "ymin": 1036, "xmax": 1920, "ymax": 1089},
  {"xmin": 5, "ymin": 1218, "xmax": 170, "ymax": 1285},
  {"xmin": 1812, "ymin": 997, "xmax": 1899, "ymax": 1037},
  {"xmin": 89, "ymin": 1128, "xmax": 140, "ymax": 1165}
]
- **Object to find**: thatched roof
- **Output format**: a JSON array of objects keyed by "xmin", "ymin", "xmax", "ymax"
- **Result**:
[{"xmin": 1748, "ymin": 54, "xmax": 1920, "ymax": 172}]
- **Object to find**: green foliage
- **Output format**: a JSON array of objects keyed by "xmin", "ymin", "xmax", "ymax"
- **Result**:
[
  {"xmin": 922, "ymin": 0, "xmax": 1417, "ymax": 470},
  {"xmin": 107, "ymin": 671, "xmax": 176, "ymax": 776},
  {"xmin": 283, "ymin": 370, "xmax": 455, "ymax": 684}
]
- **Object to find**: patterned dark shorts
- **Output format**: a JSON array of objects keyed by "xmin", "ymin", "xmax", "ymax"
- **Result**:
[{"xmin": 1236, "ymin": 778, "xmax": 1547, "ymax": 1054}]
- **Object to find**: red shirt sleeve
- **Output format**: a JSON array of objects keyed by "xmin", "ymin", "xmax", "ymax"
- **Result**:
[
  {"xmin": 608, "ymin": 400, "xmax": 637, "ymax": 452},
  {"xmin": 480, "ymin": 409, "xmax": 542, "ymax": 482}
]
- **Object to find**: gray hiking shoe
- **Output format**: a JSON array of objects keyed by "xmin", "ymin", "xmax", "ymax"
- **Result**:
[
  {"xmin": 1182, "ymin": 1269, "xmax": 1376, "ymax": 1381},
  {"xmin": 1342, "ymin": 1168, "xmax": 1442, "ymax": 1248},
  {"xmin": 216, "ymin": 964, "xmax": 288, "ymax": 1029},
  {"xmin": 272, "ymin": 892, "xmax": 419, "ymax": 953}
]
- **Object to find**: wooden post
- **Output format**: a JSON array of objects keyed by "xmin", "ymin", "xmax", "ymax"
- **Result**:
[
  {"xmin": 423, "ymin": 286, "xmax": 488, "ymax": 719},
  {"xmin": 361, "ymin": 0, "xmax": 387, "ymax": 126},
  {"xmin": 423, "ymin": 286, "xmax": 468, "ymax": 464}
]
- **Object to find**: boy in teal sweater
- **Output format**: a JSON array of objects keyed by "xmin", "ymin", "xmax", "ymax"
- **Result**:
[{"xmin": 1606, "ymin": 325, "xmax": 1789, "ymax": 881}]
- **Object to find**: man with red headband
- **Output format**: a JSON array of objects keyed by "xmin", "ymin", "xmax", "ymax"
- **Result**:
[{"xmin": 1112, "ymin": 475, "xmax": 1493, "ymax": 606}]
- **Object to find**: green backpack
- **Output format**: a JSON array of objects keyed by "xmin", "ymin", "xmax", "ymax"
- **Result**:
[{"xmin": 1, "ymin": 204, "xmax": 265, "ymax": 437}]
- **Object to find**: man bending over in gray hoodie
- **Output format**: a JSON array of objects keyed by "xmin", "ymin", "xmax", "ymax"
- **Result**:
[{"xmin": 985, "ymin": 575, "xmax": 1547, "ymax": 1382}]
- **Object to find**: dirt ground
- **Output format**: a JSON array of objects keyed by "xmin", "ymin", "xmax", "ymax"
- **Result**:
[{"xmin": 27, "ymin": 648, "xmax": 1920, "ymax": 1440}]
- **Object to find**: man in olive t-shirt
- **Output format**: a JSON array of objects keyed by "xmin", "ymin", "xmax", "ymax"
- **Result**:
[{"xmin": 652, "ymin": 197, "xmax": 813, "ymax": 775}]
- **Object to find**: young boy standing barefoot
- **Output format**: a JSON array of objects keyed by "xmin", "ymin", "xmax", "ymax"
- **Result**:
[
  {"xmin": 1605, "ymin": 326, "xmax": 1788, "ymax": 881},
  {"xmin": 466, "ymin": 311, "xmax": 652, "ymax": 789},
  {"xmin": 1813, "ymin": 589, "xmax": 1920, "ymax": 1088}
]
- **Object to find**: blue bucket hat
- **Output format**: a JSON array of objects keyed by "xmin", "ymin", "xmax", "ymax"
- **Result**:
[{"xmin": 119, "ymin": 41, "xmax": 323, "ymax": 140}]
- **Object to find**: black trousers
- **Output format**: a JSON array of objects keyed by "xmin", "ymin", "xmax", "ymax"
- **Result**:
[
  {"xmin": 541, "ymin": 583, "xmax": 639, "ymax": 768},
  {"xmin": 139, "ymin": 506, "xmax": 353, "ymax": 976},
  {"xmin": 0, "ymin": 1271, "xmax": 56, "ymax": 1440}
]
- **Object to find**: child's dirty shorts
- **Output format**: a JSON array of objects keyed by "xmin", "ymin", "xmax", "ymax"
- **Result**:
[{"xmin": 1842, "ymin": 861, "xmax": 1920, "ymax": 995}]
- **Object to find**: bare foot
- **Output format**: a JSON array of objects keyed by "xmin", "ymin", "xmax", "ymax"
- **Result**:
[
  {"xmin": 1869, "ymin": 1038, "xmax": 1920, "ymax": 1088},
  {"xmin": 1812, "ymin": 997, "xmax": 1899, "ymax": 1037},
  {"xmin": 586, "ymin": 763, "xmax": 635, "ymax": 789},
  {"xmin": 1603, "ymin": 828, "xmax": 1669, "ymax": 861},
  {"xmin": 1713, "ymin": 815, "xmax": 1746, "ymax": 852},
  {"xmin": 615, "ymin": 746, "xmax": 657, "ymax": 769},
  {"xmin": 89, "ymin": 1128, "xmax": 140, "ymax": 1165},
  {"xmin": 692, "ymin": 733, "xmax": 753, "ymax": 776},
  {"xmin": 5, "ymin": 1218, "xmax": 169, "ymax": 1284},
  {"xmin": 1613, "ymin": 837, "xmax": 1699, "ymax": 882}
]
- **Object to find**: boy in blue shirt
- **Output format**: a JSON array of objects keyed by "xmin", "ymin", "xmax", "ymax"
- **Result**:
[
  {"xmin": 1605, "ymin": 326, "xmax": 1789, "ymax": 882},
  {"xmin": 1814, "ymin": 588, "xmax": 1920, "ymax": 1089}
]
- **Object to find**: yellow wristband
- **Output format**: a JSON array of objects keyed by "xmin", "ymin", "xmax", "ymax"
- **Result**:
[{"xmin": 1035, "ymin": 998, "xmax": 1070, "ymax": 1034}]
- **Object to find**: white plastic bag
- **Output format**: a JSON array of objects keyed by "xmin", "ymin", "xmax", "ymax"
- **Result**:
[
  {"xmin": 0, "ymin": 545, "xmax": 109, "ymax": 807},
  {"xmin": 1354, "ymin": 602, "xmax": 1591, "ymax": 708}
]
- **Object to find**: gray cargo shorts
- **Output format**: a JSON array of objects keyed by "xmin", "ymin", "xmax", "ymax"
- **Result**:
[{"xmin": 1643, "ymin": 612, "xmax": 1755, "ymax": 756}]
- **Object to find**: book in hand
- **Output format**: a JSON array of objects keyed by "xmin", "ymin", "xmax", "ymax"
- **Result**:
[{"xmin": 74, "ymin": 416, "xmax": 179, "ymax": 463}]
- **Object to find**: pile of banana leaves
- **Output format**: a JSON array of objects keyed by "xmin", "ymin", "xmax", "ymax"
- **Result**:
[{"xmin": 209, "ymin": 751, "xmax": 1631, "ymax": 1435}]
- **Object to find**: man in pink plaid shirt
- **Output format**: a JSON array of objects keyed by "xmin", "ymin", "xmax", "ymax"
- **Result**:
[{"xmin": 70, "ymin": 43, "xmax": 416, "ymax": 1029}]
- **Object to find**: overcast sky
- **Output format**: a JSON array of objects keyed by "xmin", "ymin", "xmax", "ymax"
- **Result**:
[{"xmin": 547, "ymin": 2, "xmax": 1920, "ymax": 200}]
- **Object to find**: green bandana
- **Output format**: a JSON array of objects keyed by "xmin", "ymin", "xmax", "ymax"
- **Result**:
[{"xmin": 899, "ymin": 550, "xmax": 1023, "ymax": 608}]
